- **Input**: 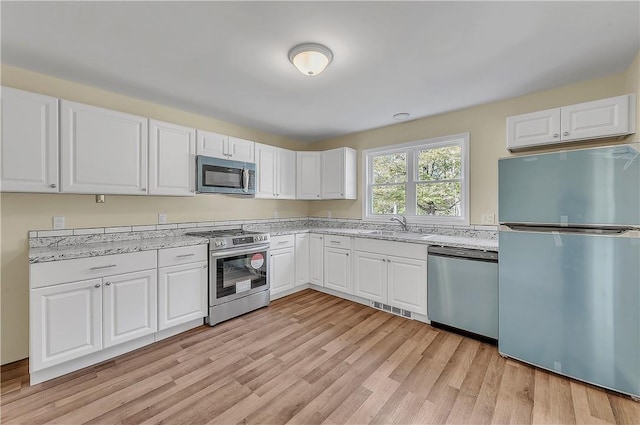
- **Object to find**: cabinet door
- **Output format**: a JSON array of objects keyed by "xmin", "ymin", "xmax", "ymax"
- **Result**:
[
  {"xmin": 254, "ymin": 142, "xmax": 276, "ymax": 198},
  {"xmin": 148, "ymin": 120, "xmax": 195, "ymax": 196},
  {"xmin": 196, "ymin": 129, "xmax": 228, "ymax": 158},
  {"xmin": 353, "ymin": 251, "xmax": 387, "ymax": 303},
  {"xmin": 1, "ymin": 87, "xmax": 59, "ymax": 193},
  {"xmin": 30, "ymin": 278, "xmax": 102, "ymax": 371},
  {"xmin": 295, "ymin": 233, "xmax": 310, "ymax": 286},
  {"xmin": 270, "ymin": 247, "xmax": 295, "ymax": 296},
  {"xmin": 277, "ymin": 148, "xmax": 297, "ymax": 199},
  {"xmin": 228, "ymin": 136, "xmax": 254, "ymax": 162},
  {"xmin": 158, "ymin": 261, "xmax": 207, "ymax": 331},
  {"xmin": 309, "ymin": 234, "xmax": 324, "ymax": 286},
  {"xmin": 387, "ymin": 256, "xmax": 427, "ymax": 315},
  {"xmin": 324, "ymin": 247, "xmax": 351, "ymax": 294},
  {"xmin": 322, "ymin": 148, "xmax": 345, "ymax": 199},
  {"xmin": 561, "ymin": 94, "xmax": 633, "ymax": 141},
  {"xmin": 60, "ymin": 100, "xmax": 148, "ymax": 195},
  {"xmin": 506, "ymin": 108, "xmax": 561, "ymax": 150},
  {"xmin": 296, "ymin": 152, "xmax": 322, "ymax": 199},
  {"xmin": 103, "ymin": 270, "xmax": 157, "ymax": 348}
]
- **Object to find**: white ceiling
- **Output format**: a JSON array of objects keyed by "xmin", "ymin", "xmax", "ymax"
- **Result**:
[{"xmin": 2, "ymin": 1, "xmax": 639, "ymax": 142}]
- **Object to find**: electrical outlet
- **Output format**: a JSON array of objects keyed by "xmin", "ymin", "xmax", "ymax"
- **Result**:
[
  {"xmin": 481, "ymin": 214, "xmax": 495, "ymax": 225},
  {"xmin": 53, "ymin": 216, "xmax": 65, "ymax": 230},
  {"xmin": 158, "ymin": 213, "xmax": 167, "ymax": 224},
  {"xmin": 273, "ymin": 210, "xmax": 279, "ymax": 218}
]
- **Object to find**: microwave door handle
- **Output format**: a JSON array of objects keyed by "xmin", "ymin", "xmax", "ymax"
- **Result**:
[{"xmin": 242, "ymin": 168, "xmax": 249, "ymax": 193}]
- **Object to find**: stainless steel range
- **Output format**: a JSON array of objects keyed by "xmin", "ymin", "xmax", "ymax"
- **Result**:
[{"xmin": 186, "ymin": 229, "xmax": 270, "ymax": 326}]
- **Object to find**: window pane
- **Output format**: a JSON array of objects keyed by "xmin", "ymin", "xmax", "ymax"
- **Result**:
[
  {"xmin": 372, "ymin": 184, "xmax": 405, "ymax": 215},
  {"xmin": 416, "ymin": 182, "xmax": 461, "ymax": 216},
  {"xmin": 417, "ymin": 146, "xmax": 461, "ymax": 181},
  {"xmin": 373, "ymin": 153, "xmax": 406, "ymax": 184}
]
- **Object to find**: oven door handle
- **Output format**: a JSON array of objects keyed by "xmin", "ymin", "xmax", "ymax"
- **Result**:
[{"xmin": 210, "ymin": 244, "xmax": 270, "ymax": 259}]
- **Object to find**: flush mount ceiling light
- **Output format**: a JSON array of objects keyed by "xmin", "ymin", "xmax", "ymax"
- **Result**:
[
  {"xmin": 393, "ymin": 112, "xmax": 411, "ymax": 121},
  {"xmin": 288, "ymin": 43, "xmax": 333, "ymax": 76}
]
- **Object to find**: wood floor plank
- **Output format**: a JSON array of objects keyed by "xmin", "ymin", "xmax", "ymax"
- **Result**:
[{"xmin": 2, "ymin": 288, "xmax": 637, "ymax": 425}]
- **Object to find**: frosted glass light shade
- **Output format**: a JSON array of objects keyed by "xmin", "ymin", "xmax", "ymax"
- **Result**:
[{"xmin": 288, "ymin": 43, "xmax": 333, "ymax": 76}]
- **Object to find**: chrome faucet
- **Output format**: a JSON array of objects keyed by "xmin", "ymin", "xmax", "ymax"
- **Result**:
[{"xmin": 390, "ymin": 215, "xmax": 409, "ymax": 232}]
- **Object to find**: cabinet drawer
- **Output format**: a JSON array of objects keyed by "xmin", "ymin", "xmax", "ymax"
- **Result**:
[
  {"xmin": 30, "ymin": 251, "xmax": 157, "ymax": 289},
  {"xmin": 270, "ymin": 234, "xmax": 295, "ymax": 249},
  {"xmin": 324, "ymin": 235, "xmax": 351, "ymax": 249},
  {"xmin": 158, "ymin": 244, "xmax": 207, "ymax": 267},
  {"xmin": 354, "ymin": 238, "xmax": 427, "ymax": 260}
]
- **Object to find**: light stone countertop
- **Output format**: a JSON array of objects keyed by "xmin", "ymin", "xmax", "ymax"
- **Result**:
[
  {"xmin": 262, "ymin": 227, "xmax": 499, "ymax": 251},
  {"xmin": 29, "ymin": 224, "xmax": 498, "ymax": 264},
  {"xmin": 29, "ymin": 235, "xmax": 209, "ymax": 263}
]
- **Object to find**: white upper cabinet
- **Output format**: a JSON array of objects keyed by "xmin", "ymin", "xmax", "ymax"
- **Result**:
[
  {"xmin": 148, "ymin": 120, "xmax": 195, "ymax": 196},
  {"xmin": 321, "ymin": 147, "xmax": 357, "ymax": 199},
  {"xmin": 1, "ymin": 87, "xmax": 59, "ymax": 193},
  {"xmin": 506, "ymin": 108, "xmax": 561, "ymax": 150},
  {"xmin": 296, "ymin": 151, "xmax": 322, "ymax": 199},
  {"xmin": 60, "ymin": 100, "xmax": 148, "ymax": 195},
  {"xmin": 561, "ymin": 94, "xmax": 634, "ymax": 141},
  {"xmin": 507, "ymin": 94, "xmax": 636, "ymax": 150},
  {"xmin": 277, "ymin": 148, "xmax": 296, "ymax": 199},
  {"xmin": 228, "ymin": 136, "xmax": 255, "ymax": 163},
  {"xmin": 196, "ymin": 130, "xmax": 254, "ymax": 162},
  {"xmin": 255, "ymin": 143, "xmax": 296, "ymax": 199},
  {"xmin": 255, "ymin": 143, "xmax": 277, "ymax": 198}
]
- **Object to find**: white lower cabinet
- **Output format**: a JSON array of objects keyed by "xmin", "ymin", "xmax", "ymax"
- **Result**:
[
  {"xmin": 387, "ymin": 256, "xmax": 428, "ymax": 315},
  {"xmin": 353, "ymin": 238, "xmax": 428, "ymax": 316},
  {"xmin": 353, "ymin": 251, "xmax": 387, "ymax": 303},
  {"xmin": 323, "ymin": 246, "xmax": 351, "ymax": 294},
  {"xmin": 309, "ymin": 234, "xmax": 324, "ymax": 286},
  {"xmin": 103, "ymin": 270, "xmax": 157, "ymax": 348},
  {"xmin": 270, "ymin": 235, "xmax": 296, "ymax": 297},
  {"xmin": 157, "ymin": 261, "xmax": 208, "ymax": 330},
  {"xmin": 295, "ymin": 233, "xmax": 310, "ymax": 286},
  {"xmin": 30, "ymin": 278, "xmax": 103, "ymax": 371}
]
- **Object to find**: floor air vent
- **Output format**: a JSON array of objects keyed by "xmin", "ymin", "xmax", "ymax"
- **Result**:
[{"xmin": 370, "ymin": 301, "xmax": 413, "ymax": 320}]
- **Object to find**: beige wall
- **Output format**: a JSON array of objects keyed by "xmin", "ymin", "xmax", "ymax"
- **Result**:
[
  {"xmin": 308, "ymin": 54, "xmax": 639, "ymax": 220},
  {"xmin": 0, "ymin": 65, "xmax": 310, "ymax": 364},
  {"xmin": 2, "ymin": 51, "xmax": 639, "ymax": 364}
]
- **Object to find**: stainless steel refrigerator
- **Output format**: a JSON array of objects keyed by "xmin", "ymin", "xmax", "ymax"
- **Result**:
[{"xmin": 498, "ymin": 143, "xmax": 640, "ymax": 399}]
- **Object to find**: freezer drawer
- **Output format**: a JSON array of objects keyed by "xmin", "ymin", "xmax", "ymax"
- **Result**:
[
  {"xmin": 428, "ymin": 247, "xmax": 498, "ymax": 340},
  {"xmin": 499, "ymin": 230, "xmax": 640, "ymax": 398}
]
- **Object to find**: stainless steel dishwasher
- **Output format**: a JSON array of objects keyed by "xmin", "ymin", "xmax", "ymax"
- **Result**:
[{"xmin": 427, "ymin": 246, "xmax": 498, "ymax": 342}]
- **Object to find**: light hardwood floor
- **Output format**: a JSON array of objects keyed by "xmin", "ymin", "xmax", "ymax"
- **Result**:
[{"xmin": 1, "ymin": 289, "xmax": 638, "ymax": 424}]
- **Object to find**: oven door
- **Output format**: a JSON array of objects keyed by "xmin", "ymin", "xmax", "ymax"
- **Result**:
[{"xmin": 210, "ymin": 245, "xmax": 269, "ymax": 306}]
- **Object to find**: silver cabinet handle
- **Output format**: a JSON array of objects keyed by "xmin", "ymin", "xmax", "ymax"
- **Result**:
[
  {"xmin": 49, "ymin": 183, "xmax": 57, "ymax": 188},
  {"xmin": 277, "ymin": 241, "xmax": 288, "ymax": 244},
  {"xmin": 563, "ymin": 131, "xmax": 569, "ymax": 136},
  {"xmin": 105, "ymin": 282, "xmax": 111, "ymax": 286},
  {"xmin": 89, "ymin": 264, "xmax": 117, "ymax": 271},
  {"xmin": 176, "ymin": 253, "xmax": 195, "ymax": 258},
  {"xmin": 94, "ymin": 283, "xmax": 101, "ymax": 288},
  {"xmin": 553, "ymin": 133, "xmax": 559, "ymax": 138},
  {"xmin": 141, "ymin": 188, "xmax": 147, "ymax": 192},
  {"xmin": 330, "ymin": 240, "xmax": 340, "ymax": 244}
]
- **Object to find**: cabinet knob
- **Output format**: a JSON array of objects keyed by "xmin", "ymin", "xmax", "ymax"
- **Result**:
[
  {"xmin": 141, "ymin": 188, "xmax": 147, "ymax": 192},
  {"xmin": 49, "ymin": 183, "xmax": 57, "ymax": 189},
  {"xmin": 553, "ymin": 133, "xmax": 559, "ymax": 138},
  {"xmin": 341, "ymin": 193, "xmax": 344, "ymax": 196},
  {"xmin": 94, "ymin": 283, "xmax": 101, "ymax": 288},
  {"xmin": 105, "ymin": 282, "xmax": 111, "ymax": 286},
  {"xmin": 317, "ymin": 195, "xmax": 320, "ymax": 198},
  {"xmin": 346, "ymin": 253, "xmax": 349, "ymax": 256},
  {"xmin": 563, "ymin": 131, "xmax": 569, "ymax": 136},
  {"xmin": 203, "ymin": 265, "xmax": 207, "ymax": 269}
]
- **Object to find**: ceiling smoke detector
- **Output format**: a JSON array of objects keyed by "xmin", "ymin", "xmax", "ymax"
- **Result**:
[
  {"xmin": 288, "ymin": 43, "xmax": 333, "ymax": 76},
  {"xmin": 393, "ymin": 112, "xmax": 411, "ymax": 121}
]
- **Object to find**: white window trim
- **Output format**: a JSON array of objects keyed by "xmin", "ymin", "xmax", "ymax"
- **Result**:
[{"xmin": 362, "ymin": 132, "xmax": 469, "ymax": 226}]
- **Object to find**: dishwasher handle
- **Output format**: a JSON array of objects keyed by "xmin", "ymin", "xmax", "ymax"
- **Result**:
[{"xmin": 428, "ymin": 246, "xmax": 498, "ymax": 262}]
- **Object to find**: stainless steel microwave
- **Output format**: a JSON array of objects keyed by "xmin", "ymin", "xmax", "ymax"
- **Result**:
[{"xmin": 196, "ymin": 155, "xmax": 256, "ymax": 195}]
